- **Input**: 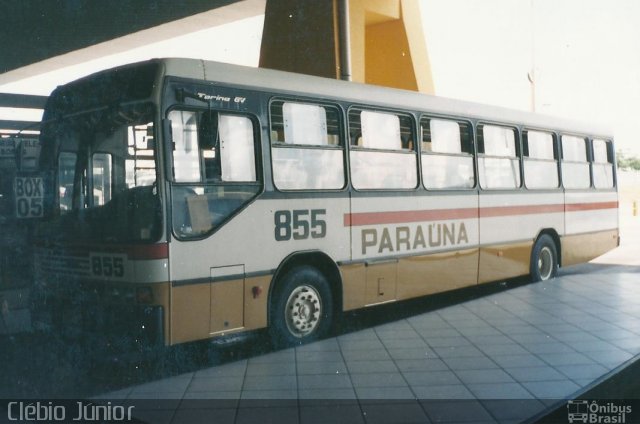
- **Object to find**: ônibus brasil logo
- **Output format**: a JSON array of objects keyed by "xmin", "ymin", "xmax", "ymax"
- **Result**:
[{"xmin": 567, "ymin": 400, "xmax": 632, "ymax": 424}]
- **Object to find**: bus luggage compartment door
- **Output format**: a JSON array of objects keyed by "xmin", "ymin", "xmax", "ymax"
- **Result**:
[
  {"xmin": 364, "ymin": 259, "xmax": 397, "ymax": 306},
  {"xmin": 210, "ymin": 265, "xmax": 245, "ymax": 335}
]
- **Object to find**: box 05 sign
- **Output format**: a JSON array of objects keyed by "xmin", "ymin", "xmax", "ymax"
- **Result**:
[{"xmin": 14, "ymin": 175, "xmax": 44, "ymax": 218}]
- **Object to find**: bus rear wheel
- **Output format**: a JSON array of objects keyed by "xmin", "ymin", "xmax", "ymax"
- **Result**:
[
  {"xmin": 530, "ymin": 234, "xmax": 558, "ymax": 282},
  {"xmin": 269, "ymin": 266, "xmax": 333, "ymax": 347}
]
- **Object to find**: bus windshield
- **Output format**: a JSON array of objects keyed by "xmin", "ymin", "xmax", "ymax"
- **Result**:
[{"xmin": 41, "ymin": 102, "xmax": 162, "ymax": 243}]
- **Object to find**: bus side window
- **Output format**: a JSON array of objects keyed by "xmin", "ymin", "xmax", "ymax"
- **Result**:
[
  {"xmin": 92, "ymin": 152, "xmax": 113, "ymax": 206},
  {"xmin": 592, "ymin": 138, "xmax": 614, "ymax": 189},
  {"xmin": 168, "ymin": 107, "xmax": 261, "ymax": 238},
  {"xmin": 477, "ymin": 124, "xmax": 521, "ymax": 190},
  {"xmin": 58, "ymin": 152, "xmax": 77, "ymax": 213},
  {"xmin": 349, "ymin": 108, "xmax": 417, "ymax": 190},
  {"xmin": 169, "ymin": 110, "xmax": 201, "ymax": 183},
  {"xmin": 420, "ymin": 117, "xmax": 475, "ymax": 190},
  {"xmin": 218, "ymin": 115, "xmax": 257, "ymax": 182},
  {"xmin": 270, "ymin": 100, "xmax": 345, "ymax": 190},
  {"xmin": 523, "ymin": 130, "xmax": 559, "ymax": 189},
  {"xmin": 199, "ymin": 111, "xmax": 220, "ymax": 182},
  {"xmin": 561, "ymin": 135, "xmax": 590, "ymax": 189}
]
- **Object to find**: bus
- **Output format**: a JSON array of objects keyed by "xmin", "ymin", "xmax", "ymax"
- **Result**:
[{"xmin": 32, "ymin": 58, "xmax": 618, "ymax": 349}]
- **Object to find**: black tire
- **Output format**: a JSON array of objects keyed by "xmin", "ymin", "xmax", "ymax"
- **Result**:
[
  {"xmin": 269, "ymin": 266, "xmax": 333, "ymax": 347},
  {"xmin": 530, "ymin": 234, "xmax": 558, "ymax": 282}
]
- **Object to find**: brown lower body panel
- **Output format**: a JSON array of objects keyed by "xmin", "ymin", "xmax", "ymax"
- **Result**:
[
  {"xmin": 561, "ymin": 229, "xmax": 619, "ymax": 267},
  {"xmin": 167, "ymin": 229, "xmax": 619, "ymax": 345},
  {"xmin": 341, "ymin": 248, "xmax": 479, "ymax": 311},
  {"xmin": 170, "ymin": 275, "xmax": 271, "ymax": 345},
  {"xmin": 478, "ymin": 241, "xmax": 533, "ymax": 284}
]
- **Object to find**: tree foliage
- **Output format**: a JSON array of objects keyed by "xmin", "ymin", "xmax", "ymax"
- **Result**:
[{"xmin": 617, "ymin": 152, "xmax": 640, "ymax": 171}]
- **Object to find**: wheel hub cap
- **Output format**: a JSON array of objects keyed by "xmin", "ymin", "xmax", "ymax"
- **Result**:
[
  {"xmin": 285, "ymin": 285, "xmax": 322, "ymax": 338},
  {"xmin": 538, "ymin": 246, "xmax": 553, "ymax": 280}
]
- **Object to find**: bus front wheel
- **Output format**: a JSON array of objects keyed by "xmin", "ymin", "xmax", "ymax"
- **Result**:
[
  {"xmin": 269, "ymin": 266, "xmax": 333, "ymax": 347},
  {"xmin": 530, "ymin": 234, "xmax": 558, "ymax": 282}
]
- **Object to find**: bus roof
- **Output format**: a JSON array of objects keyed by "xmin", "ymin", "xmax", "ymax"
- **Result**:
[{"xmin": 63, "ymin": 57, "xmax": 615, "ymax": 138}]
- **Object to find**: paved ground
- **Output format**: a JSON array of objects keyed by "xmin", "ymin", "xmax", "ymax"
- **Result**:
[{"xmin": 93, "ymin": 271, "xmax": 640, "ymax": 424}]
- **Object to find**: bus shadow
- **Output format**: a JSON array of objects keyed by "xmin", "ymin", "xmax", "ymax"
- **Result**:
[
  {"xmin": 44, "ymin": 276, "xmax": 533, "ymax": 396},
  {"xmin": 558, "ymin": 262, "xmax": 640, "ymax": 276}
]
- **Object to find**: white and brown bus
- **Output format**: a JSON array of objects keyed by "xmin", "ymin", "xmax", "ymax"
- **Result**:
[{"xmin": 33, "ymin": 58, "xmax": 618, "ymax": 348}]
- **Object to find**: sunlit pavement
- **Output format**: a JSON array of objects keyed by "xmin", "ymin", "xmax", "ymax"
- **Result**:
[{"xmin": 94, "ymin": 272, "xmax": 640, "ymax": 424}]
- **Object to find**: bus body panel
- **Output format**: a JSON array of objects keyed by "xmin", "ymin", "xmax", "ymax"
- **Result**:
[
  {"xmin": 167, "ymin": 196, "xmax": 350, "ymax": 343},
  {"xmin": 168, "ymin": 197, "xmax": 350, "ymax": 281},
  {"xmin": 563, "ymin": 190, "xmax": 618, "ymax": 266},
  {"xmin": 564, "ymin": 190, "xmax": 618, "ymax": 235},
  {"xmin": 560, "ymin": 229, "xmax": 618, "ymax": 267},
  {"xmin": 396, "ymin": 246, "xmax": 479, "ymax": 300},
  {"xmin": 478, "ymin": 191, "xmax": 564, "ymax": 283},
  {"xmin": 348, "ymin": 193, "xmax": 479, "ymax": 307}
]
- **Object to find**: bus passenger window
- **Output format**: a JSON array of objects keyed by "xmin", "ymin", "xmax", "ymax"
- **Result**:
[
  {"xmin": 561, "ymin": 135, "xmax": 590, "ymax": 189},
  {"xmin": 523, "ymin": 130, "xmax": 559, "ymax": 189},
  {"xmin": 270, "ymin": 100, "xmax": 344, "ymax": 190},
  {"xmin": 361, "ymin": 111, "xmax": 401, "ymax": 149},
  {"xmin": 168, "ymin": 107, "xmax": 261, "ymax": 238},
  {"xmin": 478, "ymin": 124, "xmax": 521, "ymax": 189},
  {"xmin": 349, "ymin": 109, "xmax": 417, "ymax": 190},
  {"xmin": 219, "ymin": 115, "xmax": 256, "ymax": 182},
  {"xmin": 592, "ymin": 138, "xmax": 614, "ymax": 189},
  {"xmin": 421, "ymin": 118, "xmax": 474, "ymax": 189},
  {"xmin": 58, "ymin": 152, "xmax": 77, "ymax": 213},
  {"xmin": 92, "ymin": 152, "xmax": 113, "ymax": 206},
  {"xmin": 126, "ymin": 123, "xmax": 157, "ymax": 188},
  {"xmin": 282, "ymin": 102, "xmax": 328, "ymax": 146},
  {"xmin": 169, "ymin": 110, "xmax": 201, "ymax": 183}
]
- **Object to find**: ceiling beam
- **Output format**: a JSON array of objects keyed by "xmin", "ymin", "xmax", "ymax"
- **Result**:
[
  {"xmin": 0, "ymin": 0, "xmax": 245, "ymax": 74},
  {"xmin": 0, "ymin": 0, "xmax": 265, "ymax": 88},
  {"xmin": 0, "ymin": 120, "xmax": 40, "ymax": 132},
  {"xmin": 0, "ymin": 93, "xmax": 47, "ymax": 109}
]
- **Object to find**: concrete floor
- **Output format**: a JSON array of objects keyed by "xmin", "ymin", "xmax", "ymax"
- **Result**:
[{"xmin": 95, "ymin": 271, "xmax": 640, "ymax": 424}]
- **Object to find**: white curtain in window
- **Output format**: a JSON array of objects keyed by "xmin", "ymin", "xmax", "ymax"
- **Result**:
[
  {"xmin": 220, "ymin": 115, "xmax": 256, "ymax": 182},
  {"xmin": 430, "ymin": 119, "xmax": 461, "ymax": 154},
  {"xmin": 361, "ymin": 111, "xmax": 401, "ymax": 150},
  {"xmin": 170, "ymin": 110, "xmax": 200, "ymax": 182},
  {"xmin": 483, "ymin": 125, "xmax": 516, "ymax": 157},
  {"xmin": 592, "ymin": 138, "xmax": 608, "ymax": 163},
  {"xmin": 562, "ymin": 135, "xmax": 587, "ymax": 162},
  {"xmin": 527, "ymin": 131, "xmax": 554, "ymax": 160},
  {"xmin": 283, "ymin": 102, "xmax": 328, "ymax": 146}
]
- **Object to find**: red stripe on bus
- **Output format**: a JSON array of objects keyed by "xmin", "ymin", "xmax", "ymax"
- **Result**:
[
  {"xmin": 479, "ymin": 203, "xmax": 564, "ymax": 218},
  {"xmin": 33, "ymin": 242, "xmax": 169, "ymax": 260},
  {"xmin": 126, "ymin": 243, "xmax": 169, "ymax": 260},
  {"xmin": 344, "ymin": 208, "xmax": 478, "ymax": 227},
  {"xmin": 344, "ymin": 201, "xmax": 617, "ymax": 227},
  {"xmin": 565, "ymin": 201, "xmax": 618, "ymax": 212}
]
